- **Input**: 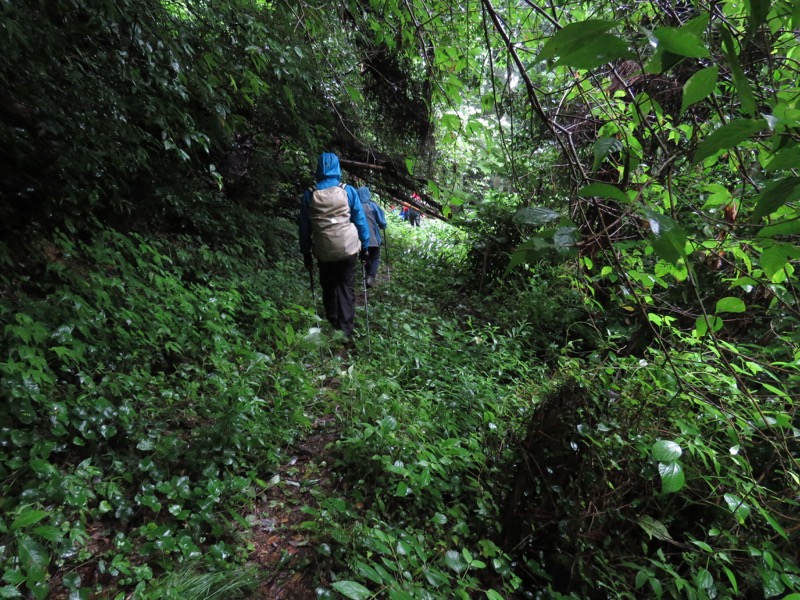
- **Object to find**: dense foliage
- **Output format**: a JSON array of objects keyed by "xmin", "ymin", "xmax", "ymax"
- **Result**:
[{"xmin": 1, "ymin": 0, "xmax": 798, "ymax": 599}]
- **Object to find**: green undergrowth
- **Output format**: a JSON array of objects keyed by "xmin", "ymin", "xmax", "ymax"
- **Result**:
[
  {"xmin": 302, "ymin": 217, "xmax": 561, "ymax": 599},
  {"xmin": 0, "ymin": 222, "xmax": 326, "ymax": 599},
  {"xmin": 2, "ymin": 215, "xmax": 797, "ymax": 600}
]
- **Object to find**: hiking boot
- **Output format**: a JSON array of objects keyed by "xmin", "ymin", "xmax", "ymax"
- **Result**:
[{"xmin": 366, "ymin": 275, "xmax": 375, "ymax": 288}]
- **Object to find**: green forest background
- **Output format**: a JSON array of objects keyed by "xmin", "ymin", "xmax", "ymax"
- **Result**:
[{"xmin": 1, "ymin": 0, "xmax": 798, "ymax": 598}]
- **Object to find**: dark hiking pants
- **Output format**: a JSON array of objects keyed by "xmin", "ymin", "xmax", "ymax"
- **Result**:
[
  {"xmin": 366, "ymin": 246, "xmax": 381, "ymax": 278},
  {"xmin": 319, "ymin": 255, "xmax": 357, "ymax": 338}
]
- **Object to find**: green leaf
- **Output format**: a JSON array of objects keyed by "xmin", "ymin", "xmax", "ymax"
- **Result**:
[
  {"xmin": 592, "ymin": 137, "xmax": 623, "ymax": 171},
  {"xmin": 721, "ymin": 27, "xmax": 756, "ymax": 116},
  {"xmin": 692, "ymin": 118, "xmax": 764, "ymax": 165},
  {"xmin": 694, "ymin": 315, "xmax": 724, "ymax": 336},
  {"xmin": 680, "ymin": 66, "xmax": 718, "ymax": 116},
  {"xmin": 554, "ymin": 34, "xmax": 634, "ymax": 70},
  {"xmin": 756, "ymin": 505, "xmax": 788, "ymax": 541},
  {"xmin": 553, "ymin": 226, "xmax": 580, "ymax": 252},
  {"xmin": 538, "ymin": 20, "xmax": 616, "ymax": 61},
  {"xmin": 757, "ymin": 219, "xmax": 800, "ymax": 237},
  {"xmin": 715, "ymin": 297, "xmax": 746, "ymax": 313},
  {"xmin": 746, "ymin": 0, "xmax": 771, "ymax": 33},
  {"xmin": 31, "ymin": 526, "xmax": 62, "ymax": 543},
  {"xmin": 723, "ymin": 493, "xmax": 751, "ymax": 522},
  {"xmin": 751, "ymin": 177, "xmax": 800, "ymax": 222},
  {"xmin": 764, "ymin": 146, "xmax": 800, "ymax": 172},
  {"xmin": 18, "ymin": 535, "xmax": 50, "ymax": 572},
  {"xmin": 651, "ymin": 27, "xmax": 710, "ymax": 58},
  {"xmin": 642, "ymin": 208, "xmax": 687, "ymax": 265},
  {"xmin": 658, "ymin": 461, "xmax": 685, "ymax": 493},
  {"xmin": 444, "ymin": 549, "xmax": 469, "ymax": 574},
  {"xmin": 0, "ymin": 586, "xmax": 23, "ymax": 598},
  {"xmin": 637, "ymin": 515, "xmax": 673, "ymax": 541},
  {"xmin": 695, "ymin": 568, "xmax": 714, "ymax": 590},
  {"xmin": 723, "ymin": 566, "xmax": 738, "ymax": 594},
  {"xmin": 578, "ymin": 183, "xmax": 629, "ymax": 203},
  {"xmin": 355, "ymin": 562, "xmax": 384, "ymax": 585},
  {"xmin": 393, "ymin": 481, "xmax": 409, "ymax": 497},
  {"xmin": 652, "ymin": 440, "xmax": 682, "ymax": 461},
  {"xmin": 513, "ymin": 207, "xmax": 560, "ymax": 226},
  {"xmin": 431, "ymin": 513, "xmax": 447, "ymax": 525},
  {"xmin": 485, "ymin": 590, "xmax": 505, "ymax": 600},
  {"xmin": 761, "ymin": 243, "xmax": 800, "ymax": 279},
  {"xmin": 330, "ymin": 581, "xmax": 371, "ymax": 600},
  {"xmin": 11, "ymin": 509, "xmax": 49, "ymax": 531}
]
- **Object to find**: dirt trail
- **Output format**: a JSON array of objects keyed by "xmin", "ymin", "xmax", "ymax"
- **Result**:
[{"xmin": 248, "ymin": 414, "xmax": 339, "ymax": 599}]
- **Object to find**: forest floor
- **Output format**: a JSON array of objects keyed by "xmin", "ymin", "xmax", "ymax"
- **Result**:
[
  {"xmin": 249, "ymin": 414, "xmax": 337, "ymax": 599},
  {"xmin": 247, "ymin": 267, "xmax": 386, "ymax": 598}
]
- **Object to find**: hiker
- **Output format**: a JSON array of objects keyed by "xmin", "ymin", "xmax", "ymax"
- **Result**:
[
  {"xmin": 299, "ymin": 152, "xmax": 369, "ymax": 343},
  {"xmin": 407, "ymin": 205, "xmax": 421, "ymax": 227},
  {"xmin": 357, "ymin": 186, "xmax": 387, "ymax": 288}
]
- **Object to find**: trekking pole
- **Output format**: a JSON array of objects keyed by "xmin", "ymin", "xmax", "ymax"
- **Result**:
[
  {"xmin": 362, "ymin": 262, "xmax": 371, "ymax": 352},
  {"xmin": 309, "ymin": 267, "xmax": 315, "ymax": 308},
  {"xmin": 384, "ymin": 229, "xmax": 390, "ymax": 282}
]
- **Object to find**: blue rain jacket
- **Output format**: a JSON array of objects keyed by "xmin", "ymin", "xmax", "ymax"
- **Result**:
[
  {"xmin": 299, "ymin": 153, "xmax": 369, "ymax": 256},
  {"xmin": 357, "ymin": 186, "xmax": 387, "ymax": 247}
]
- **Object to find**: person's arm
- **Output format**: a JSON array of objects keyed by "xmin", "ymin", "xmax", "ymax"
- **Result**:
[{"xmin": 348, "ymin": 186, "xmax": 370, "ymax": 247}]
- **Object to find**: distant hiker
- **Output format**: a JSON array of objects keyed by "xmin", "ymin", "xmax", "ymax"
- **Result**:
[
  {"xmin": 299, "ymin": 152, "xmax": 370, "ymax": 343},
  {"xmin": 357, "ymin": 186, "xmax": 387, "ymax": 288},
  {"xmin": 408, "ymin": 195, "xmax": 422, "ymax": 227}
]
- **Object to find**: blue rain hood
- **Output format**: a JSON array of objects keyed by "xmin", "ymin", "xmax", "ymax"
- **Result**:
[
  {"xmin": 315, "ymin": 152, "xmax": 341, "ymax": 181},
  {"xmin": 357, "ymin": 186, "xmax": 371, "ymax": 203}
]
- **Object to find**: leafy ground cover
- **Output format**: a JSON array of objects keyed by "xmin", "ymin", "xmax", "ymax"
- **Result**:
[{"xmin": 0, "ymin": 214, "xmax": 541, "ymax": 598}]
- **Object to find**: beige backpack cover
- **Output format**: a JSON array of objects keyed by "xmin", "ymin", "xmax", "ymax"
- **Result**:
[{"xmin": 309, "ymin": 184, "xmax": 360, "ymax": 262}]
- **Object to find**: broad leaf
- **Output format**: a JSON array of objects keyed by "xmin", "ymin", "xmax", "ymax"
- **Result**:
[
  {"xmin": 642, "ymin": 208, "xmax": 687, "ymax": 265},
  {"xmin": 538, "ymin": 20, "xmax": 616, "ymax": 61},
  {"xmin": 764, "ymin": 146, "xmax": 800, "ymax": 171},
  {"xmin": 554, "ymin": 34, "xmax": 634, "ymax": 70},
  {"xmin": 761, "ymin": 243, "xmax": 800, "ymax": 279},
  {"xmin": 746, "ymin": 0, "xmax": 771, "ymax": 33},
  {"xmin": 593, "ymin": 137, "xmax": 624, "ymax": 171},
  {"xmin": 355, "ymin": 562, "xmax": 384, "ymax": 585},
  {"xmin": 715, "ymin": 297, "xmax": 746, "ymax": 313},
  {"xmin": 513, "ymin": 207, "xmax": 560, "ymax": 226},
  {"xmin": 578, "ymin": 183, "xmax": 629, "ymax": 203},
  {"xmin": 723, "ymin": 493, "xmax": 751, "ymax": 522},
  {"xmin": 651, "ymin": 27, "xmax": 709, "ymax": 58},
  {"xmin": 692, "ymin": 118, "xmax": 764, "ymax": 165},
  {"xmin": 444, "ymin": 549, "xmax": 469, "ymax": 573},
  {"xmin": 637, "ymin": 515, "xmax": 673, "ymax": 541},
  {"xmin": 658, "ymin": 462, "xmax": 685, "ymax": 493},
  {"xmin": 17, "ymin": 535, "xmax": 50, "ymax": 571},
  {"xmin": 757, "ymin": 219, "xmax": 800, "ymax": 237},
  {"xmin": 751, "ymin": 176, "xmax": 800, "ymax": 221},
  {"xmin": 10, "ymin": 509, "xmax": 49, "ymax": 532},
  {"xmin": 553, "ymin": 226, "xmax": 580, "ymax": 252},
  {"xmin": 652, "ymin": 440, "xmax": 682, "ymax": 461},
  {"xmin": 330, "ymin": 581, "xmax": 371, "ymax": 600},
  {"xmin": 680, "ymin": 66, "xmax": 718, "ymax": 117},
  {"xmin": 694, "ymin": 315, "xmax": 724, "ymax": 336}
]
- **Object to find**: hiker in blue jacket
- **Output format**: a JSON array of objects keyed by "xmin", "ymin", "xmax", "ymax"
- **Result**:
[
  {"xmin": 299, "ymin": 152, "xmax": 369, "ymax": 342},
  {"xmin": 357, "ymin": 186, "xmax": 387, "ymax": 288}
]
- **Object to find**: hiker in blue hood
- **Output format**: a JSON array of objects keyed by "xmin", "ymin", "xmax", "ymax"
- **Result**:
[
  {"xmin": 357, "ymin": 186, "xmax": 387, "ymax": 288},
  {"xmin": 299, "ymin": 152, "xmax": 369, "ymax": 344}
]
